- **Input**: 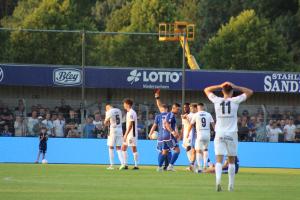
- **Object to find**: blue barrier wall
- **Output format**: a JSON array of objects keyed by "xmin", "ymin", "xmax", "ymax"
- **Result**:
[{"xmin": 1, "ymin": 137, "xmax": 300, "ymax": 168}]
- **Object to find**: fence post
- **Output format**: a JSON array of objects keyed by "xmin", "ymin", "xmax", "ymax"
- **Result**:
[
  {"xmin": 181, "ymin": 33, "xmax": 186, "ymax": 107},
  {"xmin": 81, "ymin": 29, "xmax": 86, "ymax": 134}
]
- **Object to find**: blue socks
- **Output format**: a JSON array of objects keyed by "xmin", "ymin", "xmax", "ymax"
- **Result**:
[
  {"xmin": 158, "ymin": 153, "xmax": 166, "ymax": 167},
  {"xmin": 170, "ymin": 152, "xmax": 180, "ymax": 165}
]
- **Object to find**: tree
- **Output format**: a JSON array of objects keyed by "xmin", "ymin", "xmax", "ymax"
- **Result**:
[
  {"xmin": 200, "ymin": 10, "xmax": 293, "ymax": 71},
  {"xmin": 1, "ymin": 0, "xmax": 97, "ymax": 65}
]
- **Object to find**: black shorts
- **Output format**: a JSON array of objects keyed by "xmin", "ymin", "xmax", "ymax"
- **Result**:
[{"xmin": 39, "ymin": 142, "xmax": 47, "ymax": 154}]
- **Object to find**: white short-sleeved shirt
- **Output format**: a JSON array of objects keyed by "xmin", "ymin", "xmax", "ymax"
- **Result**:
[
  {"xmin": 126, "ymin": 108, "xmax": 138, "ymax": 138},
  {"xmin": 208, "ymin": 93, "xmax": 247, "ymax": 136},
  {"xmin": 182, "ymin": 113, "xmax": 195, "ymax": 138},
  {"xmin": 42, "ymin": 119, "xmax": 54, "ymax": 135},
  {"xmin": 284, "ymin": 124, "xmax": 296, "ymax": 141},
  {"xmin": 105, "ymin": 108, "xmax": 123, "ymax": 136},
  {"xmin": 53, "ymin": 119, "xmax": 65, "ymax": 137},
  {"xmin": 191, "ymin": 111, "xmax": 214, "ymax": 136},
  {"xmin": 268, "ymin": 127, "xmax": 282, "ymax": 142}
]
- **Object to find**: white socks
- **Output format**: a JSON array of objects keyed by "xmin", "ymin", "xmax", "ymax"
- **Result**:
[
  {"xmin": 196, "ymin": 153, "xmax": 203, "ymax": 170},
  {"xmin": 133, "ymin": 152, "xmax": 138, "ymax": 167},
  {"xmin": 109, "ymin": 149, "xmax": 114, "ymax": 166},
  {"xmin": 203, "ymin": 151, "xmax": 209, "ymax": 168},
  {"xmin": 215, "ymin": 162, "xmax": 222, "ymax": 185},
  {"xmin": 117, "ymin": 150, "xmax": 124, "ymax": 165},
  {"xmin": 122, "ymin": 151, "xmax": 128, "ymax": 166},
  {"xmin": 228, "ymin": 164, "xmax": 236, "ymax": 188}
]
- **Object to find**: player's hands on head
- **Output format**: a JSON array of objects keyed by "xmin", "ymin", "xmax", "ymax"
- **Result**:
[{"xmin": 221, "ymin": 81, "xmax": 236, "ymax": 88}]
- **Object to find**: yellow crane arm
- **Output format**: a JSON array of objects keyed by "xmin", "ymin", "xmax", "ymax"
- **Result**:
[{"xmin": 179, "ymin": 36, "xmax": 200, "ymax": 70}]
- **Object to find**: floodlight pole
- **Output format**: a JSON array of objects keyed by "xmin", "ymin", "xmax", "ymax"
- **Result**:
[
  {"xmin": 181, "ymin": 33, "xmax": 186, "ymax": 107},
  {"xmin": 81, "ymin": 30, "xmax": 86, "ymax": 127}
]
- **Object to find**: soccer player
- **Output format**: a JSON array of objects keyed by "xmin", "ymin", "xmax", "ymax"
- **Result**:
[
  {"xmin": 121, "ymin": 99, "xmax": 139, "ymax": 170},
  {"xmin": 205, "ymin": 156, "xmax": 240, "ymax": 174},
  {"xmin": 181, "ymin": 103, "xmax": 197, "ymax": 171},
  {"xmin": 149, "ymin": 104, "xmax": 171, "ymax": 171},
  {"xmin": 204, "ymin": 81, "xmax": 253, "ymax": 192},
  {"xmin": 35, "ymin": 126, "xmax": 48, "ymax": 163},
  {"xmin": 104, "ymin": 104, "xmax": 124, "ymax": 170},
  {"xmin": 187, "ymin": 103, "xmax": 215, "ymax": 172},
  {"xmin": 154, "ymin": 89, "xmax": 181, "ymax": 171}
]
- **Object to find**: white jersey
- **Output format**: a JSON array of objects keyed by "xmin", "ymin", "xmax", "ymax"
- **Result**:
[
  {"xmin": 126, "ymin": 108, "xmax": 138, "ymax": 138},
  {"xmin": 182, "ymin": 112, "xmax": 195, "ymax": 139},
  {"xmin": 105, "ymin": 108, "xmax": 123, "ymax": 136},
  {"xmin": 284, "ymin": 124, "xmax": 296, "ymax": 141},
  {"xmin": 208, "ymin": 93, "xmax": 247, "ymax": 136},
  {"xmin": 191, "ymin": 111, "xmax": 214, "ymax": 138},
  {"xmin": 267, "ymin": 127, "xmax": 282, "ymax": 142}
]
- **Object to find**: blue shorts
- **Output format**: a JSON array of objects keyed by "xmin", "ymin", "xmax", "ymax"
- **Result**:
[{"xmin": 157, "ymin": 139, "xmax": 178, "ymax": 151}]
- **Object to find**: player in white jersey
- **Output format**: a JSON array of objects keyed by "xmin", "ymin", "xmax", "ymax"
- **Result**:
[
  {"xmin": 104, "ymin": 104, "xmax": 124, "ymax": 170},
  {"xmin": 121, "ymin": 98, "xmax": 139, "ymax": 170},
  {"xmin": 204, "ymin": 82, "xmax": 253, "ymax": 192},
  {"xmin": 187, "ymin": 103, "xmax": 215, "ymax": 172},
  {"xmin": 181, "ymin": 103, "xmax": 197, "ymax": 171}
]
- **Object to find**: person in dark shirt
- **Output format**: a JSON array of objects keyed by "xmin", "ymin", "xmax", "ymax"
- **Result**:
[{"xmin": 35, "ymin": 127, "xmax": 48, "ymax": 163}]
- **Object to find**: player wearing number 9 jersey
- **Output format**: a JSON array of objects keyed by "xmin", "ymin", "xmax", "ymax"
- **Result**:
[
  {"xmin": 204, "ymin": 81, "xmax": 253, "ymax": 192},
  {"xmin": 104, "ymin": 104, "xmax": 124, "ymax": 170}
]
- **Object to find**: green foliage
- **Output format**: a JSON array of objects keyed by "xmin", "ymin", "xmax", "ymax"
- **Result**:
[{"xmin": 200, "ymin": 10, "xmax": 293, "ymax": 71}]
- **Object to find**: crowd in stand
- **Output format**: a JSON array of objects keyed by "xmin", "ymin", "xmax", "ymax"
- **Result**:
[{"xmin": 1, "ymin": 99, "xmax": 299, "ymax": 142}]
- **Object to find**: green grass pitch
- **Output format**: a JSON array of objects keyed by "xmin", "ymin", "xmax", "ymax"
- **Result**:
[{"xmin": 1, "ymin": 164, "xmax": 300, "ymax": 200}]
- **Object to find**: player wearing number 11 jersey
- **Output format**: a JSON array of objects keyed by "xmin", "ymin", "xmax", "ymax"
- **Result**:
[
  {"xmin": 204, "ymin": 82, "xmax": 253, "ymax": 192},
  {"xmin": 104, "ymin": 104, "xmax": 124, "ymax": 170}
]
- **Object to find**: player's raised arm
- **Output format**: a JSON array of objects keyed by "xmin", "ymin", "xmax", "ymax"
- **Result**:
[
  {"xmin": 230, "ymin": 82, "xmax": 253, "ymax": 99},
  {"xmin": 154, "ymin": 89, "xmax": 164, "ymax": 111},
  {"xmin": 204, "ymin": 84, "xmax": 222, "ymax": 97}
]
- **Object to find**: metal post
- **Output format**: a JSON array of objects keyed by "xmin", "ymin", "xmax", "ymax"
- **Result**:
[
  {"xmin": 81, "ymin": 30, "xmax": 86, "ymax": 130},
  {"xmin": 181, "ymin": 33, "xmax": 186, "ymax": 107}
]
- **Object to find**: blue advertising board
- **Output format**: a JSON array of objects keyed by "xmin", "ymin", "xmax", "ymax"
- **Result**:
[
  {"xmin": 1, "ymin": 137, "xmax": 300, "ymax": 168},
  {"xmin": 0, "ymin": 64, "xmax": 300, "ymax": 93}
]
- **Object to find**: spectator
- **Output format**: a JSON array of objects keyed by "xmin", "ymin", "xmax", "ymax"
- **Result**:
[
  {"xmin": 14, "ymin": 116, "xmax": 27, "ymax": 137},
  {"xmin": 283, "ymin": 118, "xmax": 296, "ymax": 143},
  {"xmin": 32, "ymin": 116, "xmax": 46, "ymax": 136},
  {"xmin": 247, "ymin": 116, "xmax": 257, "ymax": 142},
  {"xmin": 27, "ymin": 110, "xmax": 39, "ymax": 136},
  {"xmin": 242, "ymin": 110, "xmax": 249, "ymax": 119},
  {"xmin": 65, "ymin": 110, "xmax": 80, "ymax": 129},
  {"xmin": 53, "ymin": 113, "xmax": 65, "ymax": 138},
  {"xmin": 1, "ymin": 124, "xmax": 13, "ymax": 136},
  {"xmin": 267, "ymin": 121, "xmax": 283, "ymax": 142},
  {"xmin": 83, "ymin": 116, "xmax": 96, "ymax": 138},
  {"xmin": 255, "ymin": 117, "xmax": 267, "ymax": 142},
  {"xmin": 93, "ymin": 112, "xmax": 104, "ymax": 138},
  {"xmin": 35, "ymin": 126, "xmax": 48, "ymax": 163},
  {"xmin": 271, "ymin": 107, "xmax": 282, "ymax": 120},
  {"xmin": 14, "ymin": 99, "xmax": 26, "ymax": 117},
  {"xmin": 67, "ymin": 124, "xmax": 80, "ymax": 138},
  {"xmin": 51, "ymin": 112, "xmax": 58, "ymax": 121},
  {"xmin": 238, "ymin": 117, "xmax": 249, "ymax": 141},
  {"xmin": 295, "ymin": 115, "xmax": 300, "ymax": 126},
  {"xmin": 42, "ymin": 113, "xmax": 55, "ymax": 137},
  {"xmin": 59, "ymin": 99, "xmax": 72, "ymax": 118}
]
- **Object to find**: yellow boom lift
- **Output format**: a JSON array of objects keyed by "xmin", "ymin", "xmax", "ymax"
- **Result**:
[{"xmin": 159, "ymin": 21, "xmax": 200, "ymax": 70}]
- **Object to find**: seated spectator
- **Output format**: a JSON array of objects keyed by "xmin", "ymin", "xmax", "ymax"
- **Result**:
[
  {"xmin": 67, "ymin": 124, "xmax": 80, "ymax": 138},
  {"xmin": 83, "ymin": 116, "xmax": 96, "ymax": 138},
  {"xmin": 53, "ymin": 113, "xmax": 65, "ymax": 138},
  {"xmin": 14, "ymin": 115, "xmax": 27, "ymax": 137},
  {"xmin": 32, "ymin": 116, "xmax": 46, "ymax": 136},
  {"xmin": 1, "ymin": 124, "xmax": 13, "ymax": 137},
  {"xmin": 27, "ymin": 110, "xmax": 39, "ymax": 136},
  {"xmin": 284, "ymin": 118, "xmax": 296, "ymax": 143},
  {"xmin": 42, "ymin": 113, "xmax": 55, "ymax": 137},
  {"xmin": 267, "ymin": 121, "xmax": 283, "ymax": 142}
]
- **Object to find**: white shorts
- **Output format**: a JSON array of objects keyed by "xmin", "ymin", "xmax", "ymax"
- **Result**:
[
  {"xmin": 124, "ymin": 136, "xmax": 137, "ymax": 147},
  {"xmin": 107, "ymin": 135, "xmax": 123, "ymax": 147},
  {"xmin": 195, "ymin": 137, "xmax": 210, "ymax": 151},
  {"xmin": 214, "ymin": 133, "xmax": 238, "ymax": 156}
]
